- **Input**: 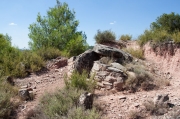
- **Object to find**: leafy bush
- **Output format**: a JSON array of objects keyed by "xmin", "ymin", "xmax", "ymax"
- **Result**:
[
  {"xmin": 0, "ymin": 34, "xmax": 45, "ymax": 78},
  {"xmin": 65, "ymin": 70, "xmax": 96, "ymax": 93},
  {"xmin": 119, "ymin": 34, "xmax": 132, "ymax": 41},
  {"xmin": 35, "ymin": 47, "xmax": 61, "ymax": 61},
  {"xmin": 28, "ymin": 0, "xmax": 87, "ymax": 54},
  {"xmin": 151, "ymin": 12, "xmax": 180, "ymax": 33},
  {"xmin": 63, "ymin": 35, "xmax": 88, "ymax": 57},
  {"xmin": 138, "ymin": 29, "xmax": 171, "ymax": 46},
  {"xmin": 123, "ymin": 48, "xmax": 144, "ymax": 59},
  {"xmin": 94, "ymin": 30, "xmax": 116, "ymax": 44},
  {"xmin": 138, "ymin": 12, "xmax": 180, "ymax": 46}
]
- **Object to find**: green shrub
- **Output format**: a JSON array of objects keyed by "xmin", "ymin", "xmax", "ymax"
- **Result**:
[
  {"xmin": 0, "ymin": 34, "xmax": 45, "ymax": 78},
  {"xmin": 0, "ymin": 78, "xmax": 18, "ymax": 118},
  {"xmin": 138, "ymin": 29, "xmax": 153, "ymax": 46},
  {"xmin": 94, "ymin": 30, "xmax": 116, "ymax": 44},
  {"xmin": 138, "ymin": 29, "xmax": 171, "ymax": 46},
  {"xmin": 35, "ymin": 47, "xmax": 61, "ymax": 60},
  {"xmin": 39, "ymin": 87, "xmax": 101, "ymax": 118},
  {"xmin": 119, "ymin": 34, "xmax": 132, "ymax": 42},
  {"xmin": 63, "ymin": 35, "xmax": 88, "ymax": 57},
  {"xmin": 65, "ymin": 70, "xmax": 96, "ymax": 93},
  {"xmin": 172, "ymin": 31, "xmax": 180, "ymax": 43},
  {"xmin": 68, "ymin": 107, "xmax": 101, "ymax": 119},
  {"xmin": 123, "ymin": 48, "xmax": 144, "ymax": 59}
]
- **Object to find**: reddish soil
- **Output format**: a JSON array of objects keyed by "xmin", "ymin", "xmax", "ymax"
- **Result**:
[{"xmin": 15, "ymin": 66, "xmax": 68, "ymax": 119}]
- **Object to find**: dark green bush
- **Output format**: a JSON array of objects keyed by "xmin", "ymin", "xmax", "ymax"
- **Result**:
[
  {"xmin": 119, "ymin": 34, "xmax": 132, "ymax": 41},
  {"xmin": 138, "ymin": 29, "xmax": 171, "ymax": 46},
  {"xmin": 63, "ymin": 35, "xmax": 88, "ymax": 57},
  {"xmin": 35, "ymin": 47, "xmax": 61, "ymax": 60},
  {"xmin": 94, "ymin": 30, "xmax": 116, "ymax": 44}
]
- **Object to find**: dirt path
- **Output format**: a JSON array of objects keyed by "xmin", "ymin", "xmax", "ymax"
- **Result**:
[{"xmin": 15, "ymin": 66, "xmax": 68, "ymax": 119}]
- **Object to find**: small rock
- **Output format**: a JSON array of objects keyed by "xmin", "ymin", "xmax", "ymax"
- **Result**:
[{"xmin": 119, "ymin": 96, "xmax": 126, "ymax": 100}]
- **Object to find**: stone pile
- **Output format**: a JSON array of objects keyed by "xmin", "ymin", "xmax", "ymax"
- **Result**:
[{"xmin": 91, "ymin": 61, "xmax": 127, "ymax": 91}]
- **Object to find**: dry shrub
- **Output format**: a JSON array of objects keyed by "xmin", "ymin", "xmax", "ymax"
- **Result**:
[
  {"xmin": 124, "ymin": 64, "xmax": 155, "ymax": 92},
  {"xmin": 128, "ymin": 110, "xmax": 144, "ymax": 119},
  {"xmin": 26, "ymin": 107, "xmax": 48, "ymax": 119},
  {"xmin": 155, "ymin": 78, "xmax": 171, "ymax": 87},
  {"xmin": 123, "ymin": 48, "xmax": 144, "ymax": 60},
  {"xmin": 143, "ymin": 100, "xmax": 168, "ymax": 115}
]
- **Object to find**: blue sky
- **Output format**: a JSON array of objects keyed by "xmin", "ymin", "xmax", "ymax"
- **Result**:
[{"xmin": 0, "ymin": 0, "xmax": 180, "ymax": 48}]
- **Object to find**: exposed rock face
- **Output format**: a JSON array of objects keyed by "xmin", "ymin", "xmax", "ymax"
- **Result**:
[
  {"xmin": 71, "ymin": 44, "xmax": 133, "ymax": 74},
  {"xmin": 93, "ymin": 44, "xmax": 132, "ymax": 62},
  {"xmin": 79, "ymin": 92, "xmax": 93, "ymax": 109},
  {"xmin": 143, "ymin": 42, "xmax": 180, "ymax": 79}
]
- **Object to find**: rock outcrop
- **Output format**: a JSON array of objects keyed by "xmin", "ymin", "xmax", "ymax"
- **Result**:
[
  {"xmin": 70, "ymin": 44, "xmax": 132, "ymax": 75},
  {"xmin": 67, "ymin": 44, "xmax": 132, "ymax": 91}
]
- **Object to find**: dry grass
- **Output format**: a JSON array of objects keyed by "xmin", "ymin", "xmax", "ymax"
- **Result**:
[
  {"xmin": 128, "ymin": 110, "xmax": 144, "ymax": 119},
  {"xmin": 123, "ymin": 48, "xmax": 144, "ymax": 60},
  {"xmin": 155, "ymin": 78, "xmax": 171, "ymax": 87},
  {"xmin": 143, "ymin": 100, "xmax": 168, "ymax": 116}
]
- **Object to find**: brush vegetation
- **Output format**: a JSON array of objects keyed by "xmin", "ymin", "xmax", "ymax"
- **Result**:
[
  {"xmin": 138, "ymin": 12, "xmax": 180, "ymax": 46},
  {"xmin": 94, "ymin": 30, "xmax": 116, "ymax": 44},
  {"xmin": 26, "ymin": 71, "xmax": 100, "ymax": 119}
]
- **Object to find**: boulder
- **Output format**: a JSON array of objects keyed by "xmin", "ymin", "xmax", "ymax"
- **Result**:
[
  {"xmin": 79, "ymin": 92, "xmax": 93, "ymax": 109},
  {"xmin": 93, "ymin": 44, "xmax": 132, "ymax": 61},
  {"xmin": 153, "ymin": 94, "xmax": 169, "ymax": 106},
  {"xmin": 19, "ymin": 89, "xmax": 30, "ymax": 101}
]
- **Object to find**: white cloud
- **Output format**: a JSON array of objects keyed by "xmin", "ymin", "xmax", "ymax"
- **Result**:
[
  {"xmin": 110, "ymin": 21, "xmax": 116, "ymax": 25},
  {"xmin": 9, "ymin": 23, "xmax": 17, "ymax": 26}
]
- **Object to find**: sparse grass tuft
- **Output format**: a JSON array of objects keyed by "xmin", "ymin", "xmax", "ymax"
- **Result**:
[
  {"xmin": 128, "ymin": 110, "xmax": 143, "ymax": 119},
  {"xmin": 99, "ymin": 57, "xmax": 114, "ymax": 65},
  {"xmin": 123, "ymin": 48, "xmax": 144, "ymax": 59}
]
